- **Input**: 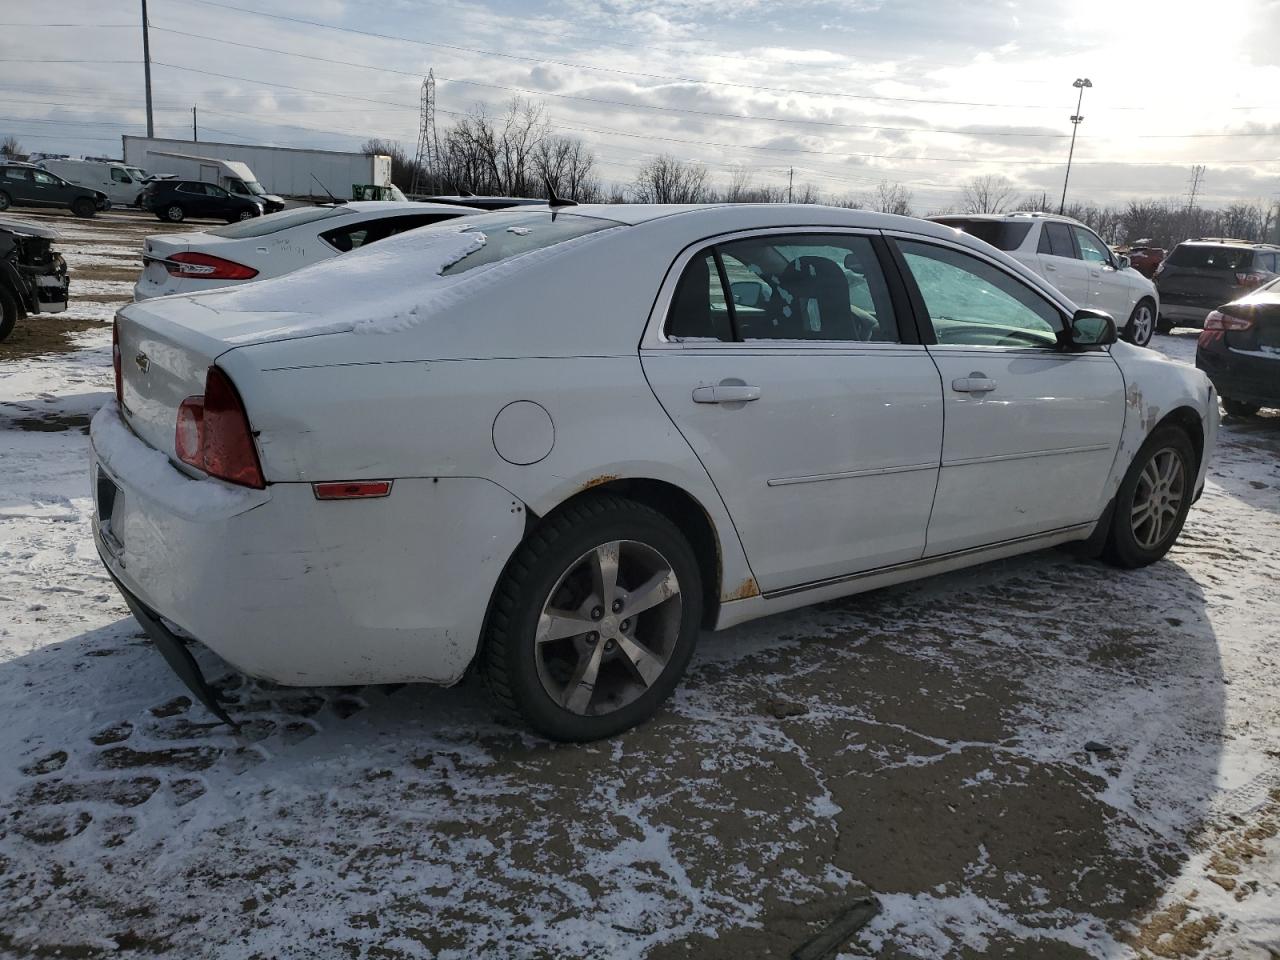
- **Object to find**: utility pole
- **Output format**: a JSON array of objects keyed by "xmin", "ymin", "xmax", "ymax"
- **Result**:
[
  {"xmin": 1185, "ymin": 164, "xmax": 1205, "ymax": 211},
  {"xmin": 787, "ymin": 166, "xmax": 794, "ymax": 203},
  {"xmin": 192, "ymin": 105, "xmax": 198, "ymax": 142},
  {"xmin": 1058, "ymin": 77, "xmax": 1091, "ymax": 215},
  {"xmin": 141, "ymin": 0, "xmax": 154, "ymax": 138}
]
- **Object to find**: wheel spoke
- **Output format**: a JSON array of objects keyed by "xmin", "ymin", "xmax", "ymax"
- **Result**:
[
  {"xmin": 537, "ymin": 608, "xmax": 594, "ymax": 645},
  {"xmin": 621, "ymin": 568, "xmax": 680, "ymax": 617},
  {"xmin": 1158, "ymin": 453, "xmax": 1178, "ymax": 486},
  {"xmin": 614, "ymin": 634, "xmax": 666, "ymax": 687},
  {"xmin": 589, "ymin": 542, "xmax": 620, "ymax": 607},
  {"xmin": 562, "ymin": 641, "xmax": 605, "ymax": 713}
]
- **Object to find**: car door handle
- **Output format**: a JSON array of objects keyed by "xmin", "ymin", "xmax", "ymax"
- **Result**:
[
  {"xmin": 951, "ymin": 375, "xmax": 996, "ymax": 394},
  {"xmin": 692, "ymin": 383, "xmax": 762, "ymax": 404},
  {"xmin": 1043, "ymin": 263, "xmax": 1057, "ymax": 272}
]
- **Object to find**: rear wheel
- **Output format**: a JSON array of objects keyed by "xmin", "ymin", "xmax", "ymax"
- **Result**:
[
  {"xmin": 0, "ymin": 286, "xmax": 23, "ymax": 342},
  {"xmin": 0, "ymin": 191, "xmax": 10, "ymax": 212},
  {"xmin": 482, "ymin": 494, "xmax": 702, "ymax": 741},
  {"xmin": 1125, "ymin": 299, "xmax": 1156, "ymax": 347},
  {"xmin": 71, "ymin": 197, "xmax": 96, "ymax": 219},
  {"xmin": 1103, "ymin": 425, "xmax": 1196, "ymax": 568},
  {"xmin": 1223, "ymin": 398, "xmax": 1260, "ymax": 418},
  {"xmin": 165, "ymin": 205, "xmax": 185, "ymax": 223}
]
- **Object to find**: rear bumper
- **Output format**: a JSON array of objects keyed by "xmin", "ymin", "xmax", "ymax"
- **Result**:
[
  {"xmin": 1197, "ymin": 345, "xmax": 1280, "ymax": 407},
  {"xmin": 90, "ymin": 400, "xmax": 526, "ymax": 688},
  {"xmin": 1160, "ymin": 302, "xmax": 1213, "ymax": 326}
]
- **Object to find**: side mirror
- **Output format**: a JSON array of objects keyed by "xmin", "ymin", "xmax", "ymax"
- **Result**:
[
  {"xmin": 1069, "ymin": 309, "xmax": 1117, "ymax": 348},
  {"xmin": 1116, "ymin": 254, "xmax": 1131, "ymax": 271},
  {"xmin": 730, "ymin": 280, "xmax": 763, "ymax": 308}
]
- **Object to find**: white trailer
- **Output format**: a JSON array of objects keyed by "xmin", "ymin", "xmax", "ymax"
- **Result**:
[{"xmin": 121, "ymin": 136, "xmax": 393, "ymax": 201}]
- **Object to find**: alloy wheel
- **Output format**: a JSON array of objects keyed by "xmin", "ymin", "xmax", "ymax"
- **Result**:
[
  {"xmin": 1130, "ymin": 447, "xmax": 1185, "ymax": 550},
  {"xmin": 1130, "ymin": 304, "xmax": 1154, "ymax": 345},
  {"xmin": 534, "ymin": 539, "xmax": 682, "ymax": 716}
]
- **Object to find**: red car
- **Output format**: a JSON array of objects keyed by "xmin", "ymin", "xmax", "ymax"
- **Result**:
[{"xmin": 1124, "ymin": 240, "xmax": 1166, "ymax": 279}]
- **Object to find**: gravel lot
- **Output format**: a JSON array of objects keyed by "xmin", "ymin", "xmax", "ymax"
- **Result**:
[{"xmin": 0, "ymin": 209, "xmax": 1277, "ymax": 959}]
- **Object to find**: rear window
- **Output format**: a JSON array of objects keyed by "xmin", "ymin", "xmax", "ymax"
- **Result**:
[
  {"xmin": 934, "ymin": 219, "xmax": 1033, "ymax": 251},
  {"xmin": 207, "ymin": 205, "xmax": 347, "ymax": 238},
  {"xmin": 439, "ymin": 211, "xmax": 622, "ymax": 276},
  {"xmin": 1167, "ymin": 245, "xmax": 1254, "ymax": 271}
]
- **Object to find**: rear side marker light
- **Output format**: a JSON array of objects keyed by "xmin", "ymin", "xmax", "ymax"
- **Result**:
[
  {"xmin": 312, "ymin": 481, "xmax": 393, "ymax": 500},
  {"xmin": 165, "ymin": 252, "xmax": 258, "ymax": 281}
]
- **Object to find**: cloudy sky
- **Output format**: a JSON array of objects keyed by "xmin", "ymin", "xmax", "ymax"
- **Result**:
[{"xmin": 2, "ymin": 0, "xmax": 1278, "ymax": 211}]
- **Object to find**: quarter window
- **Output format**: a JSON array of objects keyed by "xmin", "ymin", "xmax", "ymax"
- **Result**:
[
  {"xmin": 1073, "ymin": 227, "xmax": 1111, "ymax": 264},
  {"xmin": 3, "ymin": 168, "xmax": 31, "ymax": 182},
  {"xmin": 665, "ymin": 233, "xmax": 900, "ymax": 343},
  {"xmin": 898, "ymin": 240, "xmax": 1063, "ymax": 349}
]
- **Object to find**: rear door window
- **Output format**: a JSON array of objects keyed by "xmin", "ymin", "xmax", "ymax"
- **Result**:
[
  {"xmin": 1038, "ymin": 222, "xmax": 1078, "ymax": 258},
  {"xmin": 320, "ymin": 213, "xmax": 460, "ymax": 252}
]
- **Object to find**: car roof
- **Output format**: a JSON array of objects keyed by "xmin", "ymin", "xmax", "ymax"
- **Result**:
[
  {"xmin": 318, "ymin": 200, "xmax": 472, "ymax": 217},
  {"xmin": 1178, "ymin": 238, "xmax": 1278, "ymax": 249},
  {"xmin": 930, "ymin": 211, "xmax": 1088, "ymax": 227}
]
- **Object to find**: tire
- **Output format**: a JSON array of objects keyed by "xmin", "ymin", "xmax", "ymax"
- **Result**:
[
  {"xmin": 1102, "ymin": 424, "xmax": 1197, "ymax": 568},
  {"xmin": 1222, "ymin": 398, "xmax": 1260, "ymax": 418},
  {"xmin": 1156, "ymin": 315, "xmax": 1175, "ymax": 334},
  {"xmin": 482, "ymin": 494, "xmax": 703, "ymax": 741},
  {"xmin": 237, "ymin": 209, "xmax": 255, "ymax": 221},
  {"xmin": 165, "ymin": 205, "xmax": 185, "ymax": 223},
  {"xmin": 1125, "ymin": 299, "xmax": 1156, "ymax": 347},
  {"xmin": 0, "ymin": 285, "xmax": 23, "ymax": 342},
  {"xmin": 71, "ymin": 197, "xmax": 96, "ymax": 219},
  {"xmin": 0, "ymin": 191, "xmax": 10, "ymax": 212}
]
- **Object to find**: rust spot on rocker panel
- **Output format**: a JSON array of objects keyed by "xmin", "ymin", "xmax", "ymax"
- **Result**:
[{"xmin": 723, "ymin": 577, "xmax": 760, "ymax": 601}]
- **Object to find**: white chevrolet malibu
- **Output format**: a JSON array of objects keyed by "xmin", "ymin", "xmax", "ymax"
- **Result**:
[{"xmin": 92, "ymin": 203, "xmax": 1219, "ymax": 741}]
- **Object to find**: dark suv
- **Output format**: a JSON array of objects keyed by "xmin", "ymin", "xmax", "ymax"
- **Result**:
[
  {"xmin": 0, "ymin": 162, "xmax": 108, "ymax": 218},
  {"xmin": 141, "ymin": 179, "xmax": 263, "ymax": 223},
  {"xmin": 1156, "ymin": 238, "xmax": 1280, "ymax": 331},
  {"xmin": 0, "ymin": 216, "xmax": 70, "ymax": 341}
]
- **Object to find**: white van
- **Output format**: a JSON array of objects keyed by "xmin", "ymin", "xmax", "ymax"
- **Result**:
[{"xmin": 39, "ymin": 159, "xmax": 146, "ymax": 208}]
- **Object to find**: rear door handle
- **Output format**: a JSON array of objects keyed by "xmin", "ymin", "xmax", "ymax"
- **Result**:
[
  {"xmin": 692, "ymin": 383, "xmax": 762, "ymax": 404},
  {"xmin": 951, "ymin": 375, "xmax": 996, "ymax": 394},
  {"xmin": 1043, "ymin": 263, "xmax": 1057, "ymax": 272}
]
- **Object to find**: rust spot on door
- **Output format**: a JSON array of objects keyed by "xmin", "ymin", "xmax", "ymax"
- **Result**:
[{"xmin": 724, "ymin": 577, "xmax": 760, "ymax": 601}]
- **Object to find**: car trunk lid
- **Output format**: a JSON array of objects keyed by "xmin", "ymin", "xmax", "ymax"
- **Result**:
[{"xmin": 1224, "ymin": 292, "xmax": 1280, "ymax": 354}]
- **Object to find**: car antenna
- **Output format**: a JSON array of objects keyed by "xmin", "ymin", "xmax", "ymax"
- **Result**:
[
  {"xmin": 545, "ymin": 177, "xmax": 578, "ymax": 209},
  {"xmin": 458, "ymin": 184, "xmax": 476, "ymax": 198},
  {"xmin": 310, "ymin": 173, "xmax": 344, "ymax": 205}
]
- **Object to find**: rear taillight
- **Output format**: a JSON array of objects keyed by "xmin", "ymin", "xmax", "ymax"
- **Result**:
[
  {"xmin": 1204, "ymin": 310, "xmax": 1253, "ymax": 332},
  {"xmin": 165, "ymin": 252, "xmax": 258, "ymax": 281},
  {"xmin": 1235, "ymin": 271, "xmax": 1266, "ymax": 289},
  {"xmin": 112, "ymin": 319, "xmax": 122, "ymax": 406},
  {"xmin": 174, "ymin": 366, "xmax": 265, "ymax": 489}
]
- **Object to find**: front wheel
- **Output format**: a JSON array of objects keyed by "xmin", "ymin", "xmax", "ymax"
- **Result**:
[
  {"xmin": 236, "ymin": 209, "xmax": 255, "ymax": 221},
  {"xmin": 1222, "ymin": 398, "xmax": 1260, "ymax": 418},
  {"xmin": 0, "ymin": 286, "xmax": 23, "ymax": 342},
  {"xmin": 71, "ymin": 197, "xmax": 96, "ymax": 219},
  {"xmin": 1103, "ymin": 425, "xmax": 1196, "ymax": 568},
  {"xmin": 165, "ymin": 205, "xmax": 185, "ymax": 223},
  {"xmin": 0, "ymin": 191, "xmax": 10, "ymax": 212},
  {"xmin": 1125, "ymin": 299, "xmax": 1156, "ymax": 347},
  {"xmin": 482, "ymin": 494, "xmax": 703, "ymax": 741}
]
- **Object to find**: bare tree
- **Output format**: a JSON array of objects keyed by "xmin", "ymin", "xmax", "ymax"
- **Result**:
[
  {"xmin": 533, "ymin": 135, "xmax": 601, "ymax": 202},
  {"xmin": 868, "ymin": 181, "xmax": 913, "ymax": 216},
  {"xmin": 720, "ymin": 167, "xmax": 785, "ymax": 203},
  {"xmin": 632, "ymin": 155, "xmax": 710, "ymax": 203},
  {"xmin": 0, "ymin": 134, "xmax": 22, "ymax": 159},
  {"xmin": 961, "ymin": 175, "xmax": 1017, "ymax": 214}
]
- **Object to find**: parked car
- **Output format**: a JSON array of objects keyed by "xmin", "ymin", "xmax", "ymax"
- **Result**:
[
  {"xmin": 140, "ymin": 179, "xmax": 262, "ymax": 223},
  {"xmin": 1156, "ymin": 238, "xmax": 1280, "ymax": 332},
  {"xmin": 0, "ymin": 216, "xmax": 69, "ymax": 341},
  {"xmin": 420, "ymin": 195, "xmax": 549, "ymax": 210},
  {"xmin": 1120, "ymin": 239, "xmax": 1166, "ymax": 279},
  {"xmin": 1195, "ymin": 276, "xmax": 1280, "ymax": 417},
  {"xmin": 0, "ymin": 162, "xmax": 109, "ymax": 218},
  {"xmin": 134, "ymin": 201, "xmax": 476, "ymax": 299},
  {"xmin": 931, "ymin": 212, "xmax": 1160, "ymax": 346},
  {"xmin": 38, "ymin": 158, "xmax": 146, "ymax": 209},
  {"xmin": 93, "ymin": 204, "xmax": 1218, "ymax": 741}
]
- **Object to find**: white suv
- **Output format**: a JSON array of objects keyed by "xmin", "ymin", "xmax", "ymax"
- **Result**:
[{"xmin": 931, "ymin": 212, "xmax": 1160, "ymax": 346}]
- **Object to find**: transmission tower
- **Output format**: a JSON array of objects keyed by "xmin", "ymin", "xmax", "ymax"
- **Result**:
[
  {"xmin": 410, "ymin": 70, "xmax": 438, "ymax": 197},
  {"xmin": 1185, "ymin": 164, "xmax": 1206, "ymax": 212}
]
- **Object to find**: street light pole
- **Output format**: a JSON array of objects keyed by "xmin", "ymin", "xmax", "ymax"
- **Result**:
[
  {"xmin": 141, "ymin": 0, "xmax": 154, "ymax": 138},
  {"xmin": 1058, "ymin": 77, "xmax": 1091, "ymax": 215}
]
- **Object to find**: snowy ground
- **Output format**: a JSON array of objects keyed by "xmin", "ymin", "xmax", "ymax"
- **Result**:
[{"xmin": 1, "ymin": 211, "xmax": 1278, "ymax": 959}]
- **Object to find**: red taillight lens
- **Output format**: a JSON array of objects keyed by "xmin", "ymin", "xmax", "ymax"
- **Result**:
[
  {"xmin": 1204, "ymin": 309, "xmax": 1253, "ymax": 332},
  {"xmin": 112, "ymin": 320, "xmax": 123, "ymax": 406},
  {"xmin": 165, "ymin": 252, "xmax": 258, "ymax": 281},
  {"xmin": 1235, "ymin": 271, "xmax": 1266, "ymax": 289},
  {"xmin": 174, "ymin": 367, "xmax": 265, "ymax": 489}
]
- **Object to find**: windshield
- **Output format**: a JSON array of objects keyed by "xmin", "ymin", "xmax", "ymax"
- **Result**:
[
  {"xmin": 207, "ymin": 205, "xmax": 347, "ymax": 238},
  {"xmin": 439, "ymin": 211, "xmax": 623, "ymax": 275},
  {"xmin": 244, "ymin": 180, "xmax": 268, "ymax": 196}
]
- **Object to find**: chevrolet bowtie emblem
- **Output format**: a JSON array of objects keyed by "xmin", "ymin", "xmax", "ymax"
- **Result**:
[{"xmin": 134, "ymin": 352, "xmax": 150, "ymax": 373}]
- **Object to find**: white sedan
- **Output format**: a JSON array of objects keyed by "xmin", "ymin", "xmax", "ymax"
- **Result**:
[
  {"xmin": 133, "ymin": 201, "xmax": 472, "ymax": 300},
  {"xmin": 93, "ymin": 203, "xmax": 1219, "ymax": 741}
]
